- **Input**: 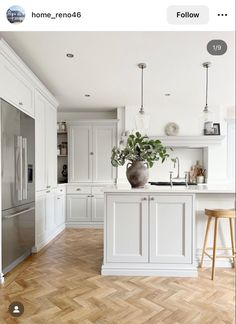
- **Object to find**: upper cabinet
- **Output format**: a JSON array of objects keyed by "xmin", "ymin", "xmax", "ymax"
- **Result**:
[
  {"xmin": 0, "ymin": 53, "xmax": 34, "ymax": 117},
  {"xmin": 68, "ymin": 121, "xmax": 117, "ymax": 183},
  {"xmin": 35, "ymin": 90, "xmax": 57, "ymax": 191}
]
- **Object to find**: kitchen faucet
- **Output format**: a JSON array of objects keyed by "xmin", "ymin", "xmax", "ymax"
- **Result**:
[{"xmin": 171, "ymin": 157, "xmax": 183, "ymax": 179}]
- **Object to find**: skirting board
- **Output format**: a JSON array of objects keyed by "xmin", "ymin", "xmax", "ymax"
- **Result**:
[
  {"xmin": 66, "ymin": 223, "xmax": 103, "ymax": 228},
  {"xmin": 32, "ymin": 224, "xmax": 65, "ymax": 253},
  {"xmin": 101, "ymin": 266, "xmax": 198, "ymax": 277}
]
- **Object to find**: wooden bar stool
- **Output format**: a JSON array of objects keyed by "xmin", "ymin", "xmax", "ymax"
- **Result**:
[{"xmin": 200, "ymin": 209, "xmax": 236, "ymax": 280}]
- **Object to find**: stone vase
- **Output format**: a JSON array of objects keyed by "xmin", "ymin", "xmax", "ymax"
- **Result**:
[{"xmin": 126, "ymin": 161, "xmax": 149, "ymax": 188}]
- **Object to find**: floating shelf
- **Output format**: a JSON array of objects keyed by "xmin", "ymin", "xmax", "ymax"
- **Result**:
[{"xmin": 150, "ymin": 135, "xmax": 225, "ymax": 148}]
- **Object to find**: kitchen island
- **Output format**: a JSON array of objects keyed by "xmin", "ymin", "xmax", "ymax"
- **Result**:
[{"xmin": 102, "ymin": 184, "xmax": 235, "ymax": 277}]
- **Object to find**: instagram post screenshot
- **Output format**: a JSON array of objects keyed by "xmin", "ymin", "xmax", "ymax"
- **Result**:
[{"xmin": 0, "ymin": 0, "xmax": 235, "ymax": 322}]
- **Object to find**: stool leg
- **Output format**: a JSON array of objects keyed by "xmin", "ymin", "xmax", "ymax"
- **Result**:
[
  {"xmin": 229, "ymin": 218, "xmax": 236, "ymax": 268},
  {"xmin": 200, "ymin": 216, "xmax": 212, "ymax": 267},
  {"xmin": 211, "ymin": 218, "xmax": 219, "ymax": 280}
]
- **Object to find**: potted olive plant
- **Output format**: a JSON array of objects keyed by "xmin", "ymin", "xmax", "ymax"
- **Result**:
[{"xmin": 111, "ymin": 132, "xmax": 170, "ymax": 188}]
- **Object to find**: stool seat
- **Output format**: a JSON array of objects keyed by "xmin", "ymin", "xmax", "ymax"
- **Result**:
[
  {"xmin": 205, "ymin": 209, "xmax": 235, "ymax": 218},
  {"xmin": 201, "ymin": 208, "xmax": 236, "ymax": 280}
]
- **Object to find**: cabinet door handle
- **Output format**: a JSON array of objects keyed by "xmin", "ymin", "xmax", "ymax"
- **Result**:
[
  {"xmin": 76, "ymin": 188, "xmax": 81, "ymax": 191},
  {"xmin": 46, "ymin": 185, "xmax": 51, "ymax": 189},
  {"xmin": 142, "ymin": 197, "xmax": 147, "ymax": 201},
  {"xmin": 90, "ymin": 152, "xmax": 94, "ymax": 155},
  {"xmin": 150, "ymin": 197, "xmax": 155, "ymax": 201},
  {"xmin": 46, "ymin": 190, "xmax": 51, "ymax": 193},
  {"xmin": 19, "ymin": 102, "xmax": 23, "ymax": 106}
]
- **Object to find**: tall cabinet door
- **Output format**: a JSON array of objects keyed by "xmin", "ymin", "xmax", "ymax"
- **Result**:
[
  {"xmin": 106, "ymin": 195, "xmax": 149, "ymax": 263},
  {"xmin": 46, "ymin": 104, "xmax": 57, "ymax": 188},
  {"xmin": 149, "ymin": 195, "xmax": 193, "ymax": 264},
  {"xmin": 35, "ymin": 91, "xmax": 47, "ymax": 191},
  {"xmin": 68, "ymin": 125, "xmax": 93, "ymax": 182},
  {"xmin": 92, "ymin": 125, "xmax": 116, "ymax": 182}
]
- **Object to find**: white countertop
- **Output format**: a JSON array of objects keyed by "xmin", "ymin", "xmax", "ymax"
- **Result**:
[{"xmin": 104, "ymin": 183, "xmax": 235, "ymax": 194}]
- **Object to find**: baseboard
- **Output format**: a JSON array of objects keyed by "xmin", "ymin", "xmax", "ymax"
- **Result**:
[
  {"xmin": 101, "ymin": 266, "xmax": 198, "ymax": 277},
  {"xmin": 32, "ymin": 224, "xmax": 65, "ymax": 253},
  {"xmin": 66, "ymin": 223, "xmax": 103, "ymax": 228}
]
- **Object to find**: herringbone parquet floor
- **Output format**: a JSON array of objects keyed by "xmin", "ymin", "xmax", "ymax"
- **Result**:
[{"xmin": 0, "ymin": 228, "xmax": 235, "ymax": 324}]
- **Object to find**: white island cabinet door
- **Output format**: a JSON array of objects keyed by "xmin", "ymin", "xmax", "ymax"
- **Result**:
[
  {"xmin": 149, "ymin": 195, "xmax": 193, "ymax": 264},
  {"xmin": 92, "ymin": 125, "xmax": 116, "ymax": 182},
  {"xmin": 68, "ymin": 125, "xmax": 93, "ymax": 182},
  {"xmin": 106, "ymin": 195, "xmax": 149, "ymax": 263}
]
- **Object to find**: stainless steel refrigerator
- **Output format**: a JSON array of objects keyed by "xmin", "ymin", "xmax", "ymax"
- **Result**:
[{"xmin": 1, "ymin": 99, "xmax": 35, "ymax": 274}]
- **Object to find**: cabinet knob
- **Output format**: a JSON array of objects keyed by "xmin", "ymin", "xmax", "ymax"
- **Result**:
[
  {"xmin": 150, "ymin": 197, "xmax": 155, "ymax": 201},
  {"xmin": 46, "ymin": 185, "xmax": 51, "ymax": 189},
  {"xmin": 142, "ymin": 197, "xmax": 147, "ymax": 201},
  {"xmin": 90, "ymin": 152, "xmax": 94, "ymax": 155},
  {"xmin": 57, "ymin": 197, "xmax": 61, "ymax": 200},
  {"xmin": 19, "ymin": 102, "xmax": 23, "ymax": 106},
  {"xmin": 76, "ymin": 188, "xmax": 81, "ymax": 191},
  {"xmin": 46, "ymin": 190, "xmax": 50, "ymax": 193}
]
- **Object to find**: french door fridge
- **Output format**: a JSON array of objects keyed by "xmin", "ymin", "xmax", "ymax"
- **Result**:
[{"xmin": 1, "ymin": 98, "xmax": 35, "ymax": 274}]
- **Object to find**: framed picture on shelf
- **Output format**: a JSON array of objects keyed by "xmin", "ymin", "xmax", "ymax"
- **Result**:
[{"xmin": 213, "ymin": 123, "xmax": 220, "ymax": 135}]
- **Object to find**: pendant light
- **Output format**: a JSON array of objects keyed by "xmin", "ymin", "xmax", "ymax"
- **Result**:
[
  {"xmin": 135, "ymin": 63, "xmax": 150, "ymax": 134},
  {"xmin": 201, "ymin": 62, "xmax": 214, "ymax": 133}
]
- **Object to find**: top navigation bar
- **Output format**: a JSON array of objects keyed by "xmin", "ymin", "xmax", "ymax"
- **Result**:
[{"xmin": 0, "ymin": 0, "xmax": 235, "ymax": 31}]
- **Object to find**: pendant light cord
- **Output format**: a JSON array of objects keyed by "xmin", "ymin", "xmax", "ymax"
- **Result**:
[
  {"xmin": 140, "ymin": 66, "xmax": 144, "ymax": 112},
  {"xmin": 205, "ymin": 64, "xmax": 208, "ymax": 109}
]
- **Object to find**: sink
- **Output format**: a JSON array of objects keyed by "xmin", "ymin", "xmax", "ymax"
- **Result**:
[{"xmin": 149, "ymin": 181, "xmax": 196, "ymax": 186}]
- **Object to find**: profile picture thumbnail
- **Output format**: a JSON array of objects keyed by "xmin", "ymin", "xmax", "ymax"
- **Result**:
[{"xmin": 6, "ymin": 5, "xmax": 25, "ymax": 24}]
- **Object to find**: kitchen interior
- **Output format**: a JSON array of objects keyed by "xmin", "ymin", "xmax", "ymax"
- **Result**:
[{"xmin": 0, "ymin": 31, "xmax": 235, "ymax": 322}]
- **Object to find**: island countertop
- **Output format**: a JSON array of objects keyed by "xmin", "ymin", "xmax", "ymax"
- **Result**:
[{"xmin": 103, "ymin": 183, "xmax": 235, "ymax": 194}]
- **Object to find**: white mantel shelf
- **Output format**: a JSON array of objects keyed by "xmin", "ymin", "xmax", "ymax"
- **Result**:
[{"xmin": 150, "ymin": 135, "xmax": 225, "ymax": 148}]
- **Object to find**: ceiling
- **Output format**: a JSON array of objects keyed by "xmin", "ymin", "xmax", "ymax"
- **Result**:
[{"xmin": 0, "ymin": 31, "xmax": 235, "ymax": 111}]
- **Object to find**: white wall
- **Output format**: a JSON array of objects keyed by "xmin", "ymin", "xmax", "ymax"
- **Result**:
[{"xmin": 124, "ymin": 105, "xmax": 224, "ymax": 136}]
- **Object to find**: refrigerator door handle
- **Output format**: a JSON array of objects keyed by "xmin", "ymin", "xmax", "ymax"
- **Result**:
[
  {"xmin": 22, "ymin": 137, "xmax": 28, "ymax": 200},
  {"xmin": 16, "ymin": 136, "xmax": 23, "ymax": 201},
  {"xmin": 3, "ymin": 207, "xmax": 35, "ymax": 219}
]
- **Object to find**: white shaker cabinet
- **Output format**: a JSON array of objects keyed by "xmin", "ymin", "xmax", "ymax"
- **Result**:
[
  {"xmin": 68, "ymin": 121, "xmax": 116, "ymax": 183},
  {"xmin": 67, "ymin": 194, "xmax": 91, "ymax": 222},
  {"xmin": 35, "ymin": 188, "xmax": 65, "ymax": 252},
  {"xmin": 106, "ymin": 195, "xmax": 149, "ymax": 263},
  {"xmin": 102, "ymin": 193, "xmax": 196, "ymax": 277},
  {"xmin": 92, "ymin": 125, "xmax": 116, "ymax": 182},
  {"xmin": 0, "ymin": 53, "xmax": 34, "ymax": 117},
  {"xmin": 149, "ymin": 195, "xmax": 192, "ymax": 264},
  {"xmin": 91, "ymin": 195, "xmax": 104, "ymax": 222},
  {"xmin": 55, "ymin": 187, "xmax": 66, "ymax": 227},
  {"xmin": 35, "ymin": 90, "xmax": 57, "ymax": 191},
  {"xmin": 66, "ymin": 185, "xmax": 105, "ymax": 225},
  {"xmin": 68, "ymin": 125, "xmax": 93, "ymax": 183}
]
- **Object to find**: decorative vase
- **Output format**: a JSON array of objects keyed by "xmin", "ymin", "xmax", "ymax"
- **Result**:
[{"xmin": 126, "ymin": 161, "xmax": 149, "ymax": 188}]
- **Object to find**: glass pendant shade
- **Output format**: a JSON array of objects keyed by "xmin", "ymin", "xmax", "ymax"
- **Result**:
[{"xmin": 135, "ymin": 110, "xmax": 150, "ymax": 134}]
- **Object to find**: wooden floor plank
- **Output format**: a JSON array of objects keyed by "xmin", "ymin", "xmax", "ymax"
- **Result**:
[{"xmin": 0, "ymin": 228, "xmax": 235, "ymax": 323}]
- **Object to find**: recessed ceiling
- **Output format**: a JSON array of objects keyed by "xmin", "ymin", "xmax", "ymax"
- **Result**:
[{"xmin": 0, "ymin": 31, "xmax": 234, "ymax": 111}]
